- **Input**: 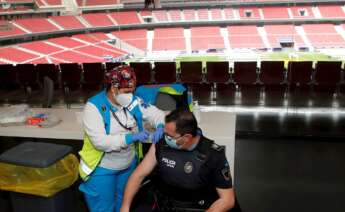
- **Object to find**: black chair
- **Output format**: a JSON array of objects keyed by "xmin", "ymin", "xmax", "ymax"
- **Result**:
[
  {"xmin": 36, "ymin": 63, "xmax": 60, "ymax": 89},
  {"xmin": 82, "ymin": 62, "xmax": 105, "ymax": 100},
  {"xmin": 260, "ymin": 61, "xmax": 286, "ymax": 106},
  {"xmin": 287, "ymin": 61, "xmax": 313, "ymax": 107},
  {"xmin": 105, "ymin": 62, "xmax": 124, "ymax": 72},
  {"xmin": 59, "ymin": 63, "xmax": 82, "ymax": 106},
  {"xmin": 313, "ymin": 61, "xmax": 342, "ymax": 107},
  {"xmin": 180, "ymin": 61, "xmax": 210, "ymax": 105},
  {"xmin": 154, "ymin": 62, "xmax": 176, "ymax": 84},
  {"xmin": 16, "ymin": 64, "xmax": 40, "ymax": 92},
  {"xmin": 130, "ymin": 62, "xmax": 152, "ymax": 85},
  {"xmin": 233, "ymin": 61, "xmax": 260, "ymax": 106},
  {"xmin": 206, "ymin": 61, "xmax": 234, "ymax": 105},
  {"xmin": 0, "ymin": 64, "xmax": 21, "ymax": 104}
]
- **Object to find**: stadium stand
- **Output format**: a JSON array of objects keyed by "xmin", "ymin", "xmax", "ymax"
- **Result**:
[
  {"xmin": 153, "ymin": 10, "xmax": 169, "ymax": 22},
  {"xmin": 109, "ymin": 11, "xmax": 141, "ymax": 25},
  {"xmin": 84, "ymin": 0, "xmax": 118, "ymax": 6},
  {"xmin": 318, "ymin": 5, "xmax": 345, "ymax": 18},
  {"xmin": 227, "ymin": 25, "xmax": 265, "ymax": 49},
  {"xmin": 81, "ymin": 13, "xmax": 114, "ymax": 27},
  {"xmin": 223, "ymin": 8, "xmax": 234, "ymax": 20},
  {"xmin": 169, "ymin": 10, "xmax": 182, "ymax": 22},
  {"xmin": 183, "ymin": 9, "xmax": 196, "ymax": 21},
  {"xmin": 197, "ymin": 9, "xmax": 209, "ymax": 21},
  {"xmin": 14, "ymin": 18, "xmax": 60, "ymax": 33},
  {"xmin": 264, "ymin": 25, "xmax": 305, "ymax": 49},
  {"xmin": 19, "ymin": 41, "xmax": 64, "ymax": 55},
  {"xmin": 0, "ymin": 21, "xmax": 26, "ymax": 37},
  {"xmin": 49, "ymin": 16, "xmax": 86, "ymax": 29},
  {"xmin": 210, "ymin": 8, "xmax": 222, "ymax": 20},
  {"xmin": 289, "ymin": 6, "xmax": 314, "ymax": 19},
  {"xmin": 302, "ymin": 24, "xmax": 345, "ymax": 48},
  {"xmin": 111, "ymin": 29, "xmax": 147, "ymax": 51},
  {"xmin": 153, "ymin": 27, "xmax": 185, "ymax": 51},
  {"xmin": 238, "ymin": 7, "xmax": 261, "ymax": 19},
  {"xmin": 261, "ymin": 6, "xmax": 290, "ymax": 19},
  {"xmin": 190, "ymin": 26, "xmax": 224, "ymax": 50}
]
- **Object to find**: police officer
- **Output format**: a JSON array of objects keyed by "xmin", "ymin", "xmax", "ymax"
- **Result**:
[{"xmin": 120, "ymin": 108, "xmax": 235, "ymax": 212}]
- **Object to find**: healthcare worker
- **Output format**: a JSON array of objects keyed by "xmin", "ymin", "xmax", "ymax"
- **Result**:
[{"xmin": 78, "ymin": 65, "xmax": 165, "ymax": 212}]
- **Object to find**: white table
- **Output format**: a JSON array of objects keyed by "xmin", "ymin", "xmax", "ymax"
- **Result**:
[
  {"xmin": 0, "ymin": 108, "xmax": 236, "ymax": 179},
  {"xmin": 0, "ymin": 108, "xmax": 83, "ymax": 140}
]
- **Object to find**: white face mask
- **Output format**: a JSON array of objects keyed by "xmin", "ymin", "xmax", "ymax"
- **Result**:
[{"xmin": 115, "ymin": 93, "xmax": 133, "ymax": 107}]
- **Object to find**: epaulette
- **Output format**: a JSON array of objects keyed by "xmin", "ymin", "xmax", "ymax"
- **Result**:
[{"xmin": 211, "ymin": 143, "xmax": 225, "ymax": 152}]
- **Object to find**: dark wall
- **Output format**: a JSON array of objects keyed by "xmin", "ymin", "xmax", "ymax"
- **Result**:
[{"xmin": 235, "ymin": 135, "xmax": 345, "ymax": 212}]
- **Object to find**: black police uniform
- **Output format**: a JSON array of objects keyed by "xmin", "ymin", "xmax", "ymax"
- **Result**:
[{"xmin": 153, "ymin": 135, "xmax": 232, "ymax": 211}]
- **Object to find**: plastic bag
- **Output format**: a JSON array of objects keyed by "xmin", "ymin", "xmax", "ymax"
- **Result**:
[
  {"xmin": 0, "ymin": 154, "xmax": 79, "ymax": 197},
  {"xmin": 0, "ymin": 104, "xmax": 32, "ymax": 126}
]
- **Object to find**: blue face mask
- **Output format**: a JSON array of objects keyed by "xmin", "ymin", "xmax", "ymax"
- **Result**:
[{"xmin": 165, "ymin": 135, "xmax": 182, "ymax": 149}]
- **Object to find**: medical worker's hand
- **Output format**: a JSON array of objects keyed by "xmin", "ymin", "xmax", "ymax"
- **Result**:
[
  {"xmin": 151, "ymin": 126, "xmax": 164, "ymax": 144},
  {"xmin": 125, "ymin": 131, "xmax": 150, "ymax": 145}
]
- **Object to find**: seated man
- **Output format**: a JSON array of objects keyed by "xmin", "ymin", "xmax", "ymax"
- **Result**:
[{"xmin": 121, "ymin": 108, "xmax": 235, "ymax": 212}]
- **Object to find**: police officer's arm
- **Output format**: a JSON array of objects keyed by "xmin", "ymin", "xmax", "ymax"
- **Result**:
[
  {"xmin": 207, "ymin": 148, "xmax": 235, "ymax": 212},
  {"xmin": 120, "ymin": 145, "xmax": 157, "ymax": 212},
  {"xmin": 206, "ymin": 188, "xmax": 235, "ymax": 212}
]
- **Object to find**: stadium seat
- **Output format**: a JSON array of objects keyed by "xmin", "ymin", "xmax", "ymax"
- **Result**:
[
  {"xmin": 313, "ymin": 61, "xmax": 342, "ymax": 107},
  {"xmin": 0, "ymin": 64, "xmax": 21, "ymax": 104},
  {"xmin": 233, "ymin": 61, "xmax": 260, "ymax": 106},
  {"xmin": 16, "ymin": 64, "xmax": 41, "ymax": 104},
  {"xmin": 180, "ymin": 61, "xmax": 210, "ymax": 105},
  {"xmin": 59, "ymin": 63, "xmax": 83, "ymax": 106},
  {"xmin": 36, "ymin": 64, "xmax": 62, "ymax": 107},
  {"xmin": 206, "ymin": 61, "xmax": 234, "ymax": 105},
  {"xmin": 260, "ymin": 61, "xmax": 286, "ymax": 106},
  {"xmin": 130, "ymin": 62, "xmax": 152, "ymax": 85},
  {"xmin": 82, "ymin": 62, "xmax": 105, "ymax": 92},
  {"xmin": 154, "ymin": 62, "xmax": 177, "ymax": 84},
  {"xmin": 286, "ymin": 61, "xmax": 313, "ymax": 107},
  {"xmin": 105, "ymin": 62, "xmax": 124, "ymax": 72}
]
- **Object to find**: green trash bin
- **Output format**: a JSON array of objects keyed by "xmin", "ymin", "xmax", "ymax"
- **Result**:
[{"xmin": 0, "ymin": 142, "xmax": 79, "ymax": 212}]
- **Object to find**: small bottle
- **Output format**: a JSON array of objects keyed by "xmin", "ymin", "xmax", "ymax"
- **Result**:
[{"xmin": 193, "ymin": 100, "xmax": 201, "ymax": 124}]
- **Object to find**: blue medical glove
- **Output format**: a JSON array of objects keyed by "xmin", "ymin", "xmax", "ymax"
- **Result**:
[
  {"xmin": 125, "ymin": 131, "xmax": 150, "ymax": 145},
  {"xmin": 151, "ymin": 126, "xmax": 164, "ymax": 144}
]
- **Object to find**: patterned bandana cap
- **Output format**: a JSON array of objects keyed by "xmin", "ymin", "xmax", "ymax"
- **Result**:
[{"xmin": 105, "ymin": 65, "xmax": 137, "ymax": 89}]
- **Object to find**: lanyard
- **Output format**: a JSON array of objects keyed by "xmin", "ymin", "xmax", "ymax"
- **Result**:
[{"xmin": 111, "ymin": 108, "xmax": 133, "ymax": 131}]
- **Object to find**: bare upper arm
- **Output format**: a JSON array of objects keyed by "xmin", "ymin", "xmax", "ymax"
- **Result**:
[
  {"xmin": 133, "ymin": 144, "xmax": 157, "ymax": 179},
  {"xmin": 216, "ymin": 187, "xmax": 235, "ymax": 203}
]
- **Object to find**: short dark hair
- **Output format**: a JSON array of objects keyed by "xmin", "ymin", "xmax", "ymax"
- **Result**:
[{"xmin": 165, "ymin": 108, "xmax": 197, "ymax": 136}]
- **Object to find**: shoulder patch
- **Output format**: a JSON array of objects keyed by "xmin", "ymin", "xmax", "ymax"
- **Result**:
[
  {"xmin": 101, "ymin": 105, "xmax": 107, "ymax": 113},
  {"xmin": 211, "ymin": 143, "xmax": 224, "ymax": 152}
]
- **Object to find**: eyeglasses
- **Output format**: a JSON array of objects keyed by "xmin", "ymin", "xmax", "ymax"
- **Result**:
[{"xmin": 165, "ymin": 134, "xmax": 184, "ymax": 141}]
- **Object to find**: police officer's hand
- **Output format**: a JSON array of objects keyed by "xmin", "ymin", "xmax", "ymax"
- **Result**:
[
  {"xmin": 151, "ymin": 126, "xmax": 164, "ymax": 144},
  {"xmin": 125, "ymin": 131, "xmax": 150, "ymax": 145}
]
